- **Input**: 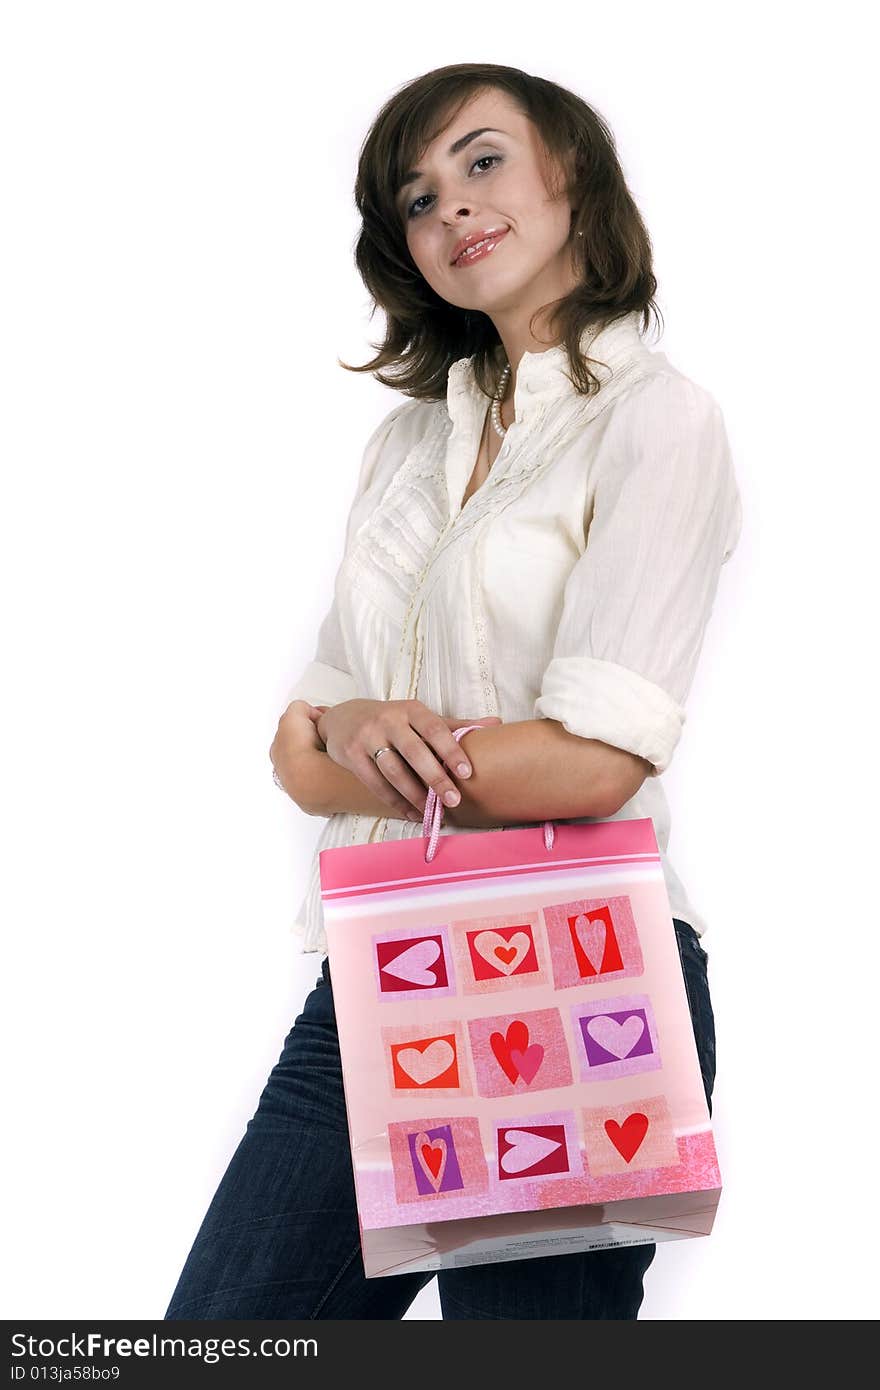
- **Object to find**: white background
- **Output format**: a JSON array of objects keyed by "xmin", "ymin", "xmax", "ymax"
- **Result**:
[{"xmin": 3, "ymin": 1, "xmax": 877, "ymax": 1321}]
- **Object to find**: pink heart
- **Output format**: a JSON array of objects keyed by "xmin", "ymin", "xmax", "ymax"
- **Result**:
[
  {"xmin": 586, "ymin": 1014, "xmax": 645, "ymax": 1059},
  {"xmin": 500, "ymin": 1128, "xmax": 562, "ymax": 1175},
  {"xmin": 573, "ymin": 912, "xmax": 606, "ymax": 973},
  {"xmin": 396, "ymin": 1039, "xmax": 454, "ymax": 1085},
  {"xmin": 381, "ymin": 939, "xmax": 441, "ymax": 986},
  {"xmin": 508, "ymin": 1044, "xmax": 544, "ymax": 1085},
  {"xmin": 473, "ymin": 929, "xmax": 530, "ymax": 975}
]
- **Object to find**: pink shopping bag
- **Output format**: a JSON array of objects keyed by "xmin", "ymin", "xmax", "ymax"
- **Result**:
[{"xmin": 319, "ymin": 726, "xmax": 722, "ymax": 1278}]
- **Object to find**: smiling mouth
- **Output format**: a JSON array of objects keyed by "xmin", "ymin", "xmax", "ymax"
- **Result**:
[{"xmin": 452, "ymin": 228, "xmax": 510, "ymax": 267}]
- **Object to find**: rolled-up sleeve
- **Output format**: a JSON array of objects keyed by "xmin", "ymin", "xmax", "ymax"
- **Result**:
[
  {"xmin": 533, "ymin": 371, "xmax": 742, "ymax": 775},
  {"xmin": 284, "ymin": 402, "xmax": 410, "ymax": 710}
]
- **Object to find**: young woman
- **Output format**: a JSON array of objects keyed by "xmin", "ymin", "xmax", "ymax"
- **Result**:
[{"xmin": 165, "ymin": 63, "xmax": 740, "ymax": 1321}]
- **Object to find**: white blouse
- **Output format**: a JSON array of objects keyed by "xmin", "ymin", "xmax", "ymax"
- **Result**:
[{"xmin": 285, "ymin": 310, "xmax": 742, "ymax": 955}]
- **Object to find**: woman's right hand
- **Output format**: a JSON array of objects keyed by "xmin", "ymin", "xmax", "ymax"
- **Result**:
[{"xmin": 314, "ymin": 699, "xmax": 502, "ymax": 821}]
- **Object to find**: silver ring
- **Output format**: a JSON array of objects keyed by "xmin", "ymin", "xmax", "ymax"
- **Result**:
[{"xmin": 372, "ymin": 746, "xmax": 393, "ymax": 763}]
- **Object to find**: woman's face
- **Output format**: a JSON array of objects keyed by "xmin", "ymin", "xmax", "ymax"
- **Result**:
[{"xmin": 397, "ymin": 88, "xmax": 577, "ymax": 321}]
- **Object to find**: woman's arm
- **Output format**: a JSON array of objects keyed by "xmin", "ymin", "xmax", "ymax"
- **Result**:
[
  {"xmin": 528, "ymin": 374, "xmax": 742, "ymax": 788},
  {"xmin": 273, "ymin": 699, "xmax": 646, "ymax": 826},
  {"xmin": 289, "ymin": 719, "xmax": 645, "ymax": 826},
  {"xmin": 433, "ymin": 720, "xmax": 647, "ymax": 826},
  {"xmin": 281, "ymin": 746, "xmax": 420, "ymax": 822}
]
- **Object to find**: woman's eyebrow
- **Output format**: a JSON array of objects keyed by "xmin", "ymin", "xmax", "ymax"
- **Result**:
[{"xmin": 396, "ymin": 128, "xmax": 508, "ymax": 198}]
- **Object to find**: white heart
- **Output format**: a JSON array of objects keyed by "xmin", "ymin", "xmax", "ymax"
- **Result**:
[
  {"xmin": 396, "ymin": 1039, "xmax": 455, "ymax": 1085},
  {"xmin": 586, "ymin": 1014, "xmax": 645, "ymax": 1059},
  {"xmin": 500, "ymin": 1128, "xmax": 563, "ymax": 1175},
  {"xmin": 473, "ymin": 929, "xmax": 530, "ymax": 975},
  {"xmin": 573, "ymin": 912, "xmax": 607, "ymax": 973},
  {"xmin": 381, "ymin": 938, "xmax": 441, "ymax": 986}
]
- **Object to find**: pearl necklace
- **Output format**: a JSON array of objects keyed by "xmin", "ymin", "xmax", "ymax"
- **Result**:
[
  {"xmin": 491, "ymin": 318, "xmax": 603, "ymax": 440},
  {"xmin": 491, "ymin": 361, "xmax": 512, "ymax": 439}
]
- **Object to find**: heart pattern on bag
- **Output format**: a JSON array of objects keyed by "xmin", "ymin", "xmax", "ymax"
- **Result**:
[
  {"xmin": 586, "ymin": 1014, "xmax": 645, "ymax": 1059},
  {"xmin": 573, "ymin": 912, "xmax": 607, "ymax": 974},
  {"xmin": 381, "ymin": 939, "xmax": 441, "ymax": 987},
  {"xmin": 396, "ymin": 1039, "xmax": 455, "ymax": 1086},
  {"xmin": 508, "ymin": 1044, "xmax": 544, "ymax": 1085},
  {"xmin": 473, "ymin": 929, "xmax": 531, "ymax": 975},
  {"xmin": 604, "ymin": 1113, "xmax": 649, "ymax": 1162},
  {"xmin": 499, "ymin": 1128, "xmax": 562, "ymax": 1175},
  {"xmin": 490, "ymin": 1019, "xmax": 545, "ymax": 1086},
  {"xmin": 366, "ymin": 890, "xmax": 689, "ymax": 1211},
  {"xmin": 415, "ymin": 1132, "xmax": 448, "ymax": 1189}
]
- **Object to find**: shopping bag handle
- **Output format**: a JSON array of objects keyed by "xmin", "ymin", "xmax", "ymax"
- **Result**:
[{"xmin": 421, "ymin": 723, "xmax": 556, "ymax": 863}]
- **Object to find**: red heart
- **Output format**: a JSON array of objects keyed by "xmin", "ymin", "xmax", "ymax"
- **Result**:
[
  {"xmin": 420, "ymin": 1141, "xmax": 444, "ymax": 1179},
  {"xmin": 490, "ymin": 1032, "xmax": 518, "ymax": 1084},
  {"xmin": 505, "ymin": 1020, "xmax": 529, "ymax": 1053},
  {"xmin": 495, "ymin": 945, "xmax": 517, "ymax": 965},
  {"xmin": 490, "ymin": 1020, "xmax": 530, "ymax": 1085},
  {"xmin": 604, "ymin": 1113, "xmax": 649, "ymax": 1163}
]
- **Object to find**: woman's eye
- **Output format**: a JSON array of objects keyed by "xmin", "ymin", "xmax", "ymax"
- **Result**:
[{"xmin": 407, "ymin": 154, "xmax": 502, "ymax": 219}]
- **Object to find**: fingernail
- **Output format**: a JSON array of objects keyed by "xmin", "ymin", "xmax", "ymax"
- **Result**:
[
  {"xmin": 443, "ymin": 789, "xmax": 460, "ymax": 806},
  {"xmin": 457, "ymin": 762, "xmax": 470, "ymax": 777}
]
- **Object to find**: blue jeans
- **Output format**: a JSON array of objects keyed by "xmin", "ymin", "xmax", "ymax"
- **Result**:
[{"xmin": 164, "ymin": 919, "xmax": 715, "ymax": 1320}]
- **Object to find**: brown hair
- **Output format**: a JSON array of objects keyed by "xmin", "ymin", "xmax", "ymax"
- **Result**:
[{"xmin": 339, "ymin": 62, "xmax": 662, "ymax": 402}]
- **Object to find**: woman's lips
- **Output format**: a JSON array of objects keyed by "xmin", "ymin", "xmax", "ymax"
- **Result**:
[{"xmin": 452, "ymin": 228, "xmax": 510, "ymax": 268}]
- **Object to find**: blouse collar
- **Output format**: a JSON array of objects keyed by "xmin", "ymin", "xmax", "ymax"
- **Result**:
[{"xmin": 445, "ymin": 308, "xmax": 647, "ymax": 431}]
